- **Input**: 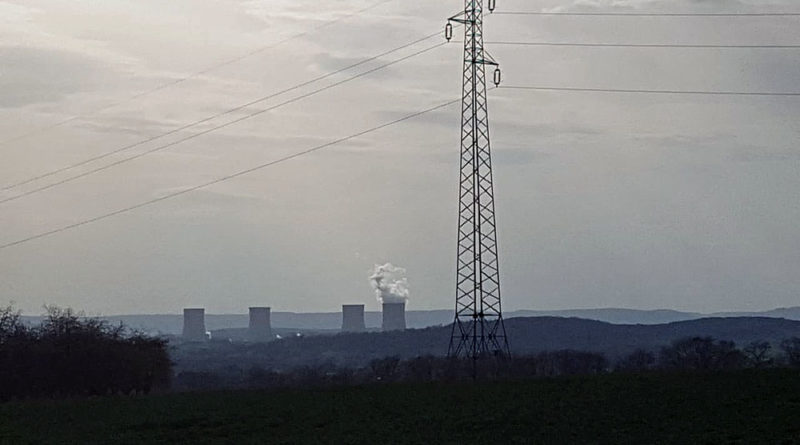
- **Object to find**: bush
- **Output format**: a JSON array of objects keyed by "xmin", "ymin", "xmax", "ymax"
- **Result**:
[
  {"xmin": 615, "ymin": 349, "xmax": 656, "ymax": 372},
  {"xmin": 0, "ymin": 306, "xmax": 171, "ymax": 401},
  {"xmin": 742, "ymin": 341, "xmax": 773, "ymax": 369},
  {"xmin": 658, "ymin": 337, "xmax": 746, "ymax": 371},
  {"xmin": 779, "ymin": 337, "xmax": 800, "ymax": 368}
]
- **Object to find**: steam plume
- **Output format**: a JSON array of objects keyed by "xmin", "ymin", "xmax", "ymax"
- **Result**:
[{"xmin": 369, "ymin": 263, "xmax": 409, "ymax": 304}]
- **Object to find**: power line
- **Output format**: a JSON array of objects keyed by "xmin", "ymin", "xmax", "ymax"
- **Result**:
[
  {"xmin": 0, "ymin": 99, "xmax": 459, "ymax": 251},
  {"xmin": 498, "ymin": 85, "xmax": 800, "ymax": 96},
  {"xmin": 0, "ymin": 0, "xmax": 395, "ymax": 148},
  {"xmin": 1, "ymin": 31, "xmax": 442, "ymax": 193},
  {"xmin": 493, "ymin": 11, "xmax": 800, "ymax": 17},
  {"xmin": 487, "ymin": 41, "xmax": 800, "ymax": 49},
  {"xmin": 0, "ymin": 42, "xmax": 446, "ymax": 206}
]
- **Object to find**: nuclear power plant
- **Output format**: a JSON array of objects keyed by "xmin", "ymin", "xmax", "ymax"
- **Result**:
[
  {"xmin": 369, "ymin": 263, "xmax": 410, "ymax": 331},
  {"xmin": 181, "ymin": 263, "xmax": 412, "ymax": 339},
  {"xmin": 248, "ymin": 307, "xmax": 272, "ymax": 341},
  {"xmin": 382, "ymin": 302, "xmax": 406, "ymax": 331},
  {"xmin": 341, "ymin": 304, "xmax": 366, "ymax": 332},
  {"xmin": 182, "ymin": 308, "xmax": 207, "ymax": 341}
]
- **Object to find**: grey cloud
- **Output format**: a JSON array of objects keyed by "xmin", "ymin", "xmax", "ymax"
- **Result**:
[
  {"xmin": 1, "ymin": 0, "xmax": 798, "ymax": 315},
  {"xmin": 0, "ymin": 46, "xmax": 110, "ymax": 108},
  {"xmin": 493, "ymin": 147, "xmax": 555, "ymax": 165},
  {"xmin": 310, "ymin": 51, "xmax": 368, "ymax": 73},
  {"xmin": 73, "ymin": 115, "xmax": 180, "ymax": 137}
]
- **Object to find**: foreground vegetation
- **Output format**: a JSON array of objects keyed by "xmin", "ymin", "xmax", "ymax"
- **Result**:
[
  {"xmin": 1, "ymin": 369, "xmax": 799, "ymax": 444},
  {"xmin": 0, "ymin": 306, "xmax": 170, "ymax": 400},
  {"xmin": 171, "ymin": 315, "xmax": 800, "ymax": 373},
  {"xmin": 174, "ymin": 335, "xmax": 800, "ymax": 391},
  {"xmin": 2, "ymin": 305, "xmax": 799, "ymax": 442}
]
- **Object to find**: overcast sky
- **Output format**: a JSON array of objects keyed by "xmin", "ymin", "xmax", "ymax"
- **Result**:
[{"xmin": 1, "ymin": 0, "xmax": 798, "ymax": 315}]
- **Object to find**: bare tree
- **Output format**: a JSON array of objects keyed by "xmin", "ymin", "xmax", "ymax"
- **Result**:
[
  {"xmin": 615, "ymin": 349, "xmax": 656, "ymax": 372},
  {"xmin": 743, "ymin": 341, "xmax": 773, "ymax": 368},
  {"xmin": 780, "ymin": 337, "xmax": 800, "ymax": 368},
  {"xmin": 404, "ymin": 355, "xmax": 437, "ymax": 382},
  {"xmin": 369, "ymin": 356, "xmax": 401, "ymax": 382},
  {"xmin": 0, "ymin": 305, "xmax": 171, "ymax": 400},
  {"xmin": 659, "ymin": 337, "xmax": 745, "ymax": 371},
  {"xmin": 0, "ymin": 304, "xmax": 22, "ymax": 340}
]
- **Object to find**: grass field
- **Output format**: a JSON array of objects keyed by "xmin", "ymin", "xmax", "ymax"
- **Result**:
[{"xmin": 1, "ymin": 369, "xmax": 799, "ymax": 444}]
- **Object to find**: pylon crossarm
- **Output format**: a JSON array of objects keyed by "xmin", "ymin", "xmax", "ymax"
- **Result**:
[{"xmin": 472, "ymin": 58, "xmax": 499, "ymax": 66}]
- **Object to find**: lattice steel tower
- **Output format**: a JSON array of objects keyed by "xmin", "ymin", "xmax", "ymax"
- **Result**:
[{"xmin": 445, "ymin": 0, "xmax": 510, "ymax": 360}]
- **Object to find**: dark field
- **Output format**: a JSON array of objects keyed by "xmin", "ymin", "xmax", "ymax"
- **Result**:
[{"xmin": 1, "ymin": 369, "xmax": 799, "ymax": 444}]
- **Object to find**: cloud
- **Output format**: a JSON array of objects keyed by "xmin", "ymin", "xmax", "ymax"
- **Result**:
[
  {"xmin": 0, "ymin": 0, "xmax": 798, "ymax": 315},
  {"xmin": 0, "ymin": 46, "xmax": 110, "ymax": 108}
]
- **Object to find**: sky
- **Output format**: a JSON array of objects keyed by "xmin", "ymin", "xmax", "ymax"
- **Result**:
[{"xmin": 0, "ymin": 0, "xmax": 798, "ymax": 315}]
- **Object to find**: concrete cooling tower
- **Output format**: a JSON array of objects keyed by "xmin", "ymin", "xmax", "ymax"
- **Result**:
[
  {"xmin": 248, "ymin": 307, "xmax": 272, "ymax": 341},
  {"xmin": 382, "ymin": 302, "xmax": 406, "ymax": 331},
  {"xmin": 341, "ymin": 304, "xmax": 366, "ymax": 332},
  {"xmin": 182, "ymin": 308, "xmax": 207, "ymax": 341}
]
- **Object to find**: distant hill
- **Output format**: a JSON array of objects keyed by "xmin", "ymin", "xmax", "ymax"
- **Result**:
[
  {"xmin": 173, "ymin": 316, "xmax": 800, "ymax": 371},
  {"xmin": 509, "ymin": 308, "xmax": 701, "ymax": 325},
  {"xmin": 20, "ymin": 311, "xmax": 451, "ymax": 334},
  {"xmin": 17, "ymin": 307, "xmax": 800, "ymax": 335},
  {"xmin": 21, "ymin": 307, "xmax": 800, "ymax": 334},
  {"xmin": 709, "ymin": 307, "xmax": 800, "ymax": 320},
  {"xmin": 504, "ymin": 316, "xmax": 800, "ymax": 358}
]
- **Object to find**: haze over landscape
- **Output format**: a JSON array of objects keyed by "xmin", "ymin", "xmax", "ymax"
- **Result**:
[
  {"xmin": 2, "ymin": 1, "xmax": 800, "ymax": 443},
  {"xmin": 1, "ymin": 0, "xmax": 798, "ymax": 316}
]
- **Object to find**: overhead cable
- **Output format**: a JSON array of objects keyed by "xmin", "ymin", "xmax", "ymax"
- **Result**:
[
  {"xmin": 493, "ymin": 11, "xmax": 800, "ymax": 17},
  {"xmin": 487, "ymin": 41, "xmax": 800, "ymax": 49},
  {"xmin": 0, "ymin": 40, "xmax": 445, "ymax": 204},
  {"xmin": 0, "ymin": 0, "xmax": 395, "ymax": 148},
  {"xmin": 0, "ymin": 99, "xmax": 459, "ymax": 251},
  {"xmin": 499, "ymin": 85, "xmax": 800, "ymax": 96},
  {"xmin": 2, "ymin": 30, "xmax": 441, "ymax": 193}
]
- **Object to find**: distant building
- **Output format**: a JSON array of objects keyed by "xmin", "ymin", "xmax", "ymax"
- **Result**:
[
  {"xmin": 248, "ymin": 307, "xmax": 272, "ymax": 341},
  {"xmin": 342, "ymin": 304, "xmax": 366, "ymax": 332},
  {"xmin": 382, "ymin": 302, "xmax": 406, "ymax": 331},
  {"xmin": 182, "ymin": 308, "xmax": 207, "ymax": 341}
]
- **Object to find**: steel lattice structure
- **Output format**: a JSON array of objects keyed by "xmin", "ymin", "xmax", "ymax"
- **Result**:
[{"xmin": 446, "ymin": 0, "xmax": 510, "ymax": 360}]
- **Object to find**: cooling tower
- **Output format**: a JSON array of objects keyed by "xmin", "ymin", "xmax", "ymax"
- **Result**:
[
  {"xmin": 182, "ymin": 308, "xmax": 206, "ymax": 341},
  {"xmin": 382, "ymin": 302, "xmax": 406, "ymax": 331},
  {"xmin": 341, "ymin": 304, "xmax": 366, "ymax": 332},
  {"xmin": 248, "ymin": 307, "xmax": 272, "ymax": 341}
]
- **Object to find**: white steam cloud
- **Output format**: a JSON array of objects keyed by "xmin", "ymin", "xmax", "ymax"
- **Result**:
[{"xmin": 369, "ymin": 263, "xmax": 409, "ymax": 304}]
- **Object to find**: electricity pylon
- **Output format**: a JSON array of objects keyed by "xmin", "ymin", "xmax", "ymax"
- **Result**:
[{"xmin": 445, "ymin": 0, "xmax": 510, "ymax": 362}]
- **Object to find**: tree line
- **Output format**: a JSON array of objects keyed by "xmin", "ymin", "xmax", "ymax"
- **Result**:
[
  {"xmin": 3, "ymin": 302, "xmax": 800, "ymax": 399},
  {"xmin": 617, "ymin": 336, "xmax": 800, "ymax": 372},
  {"xmin": 0, "ymin": 305, "xmax": 171, "ymax": 401},
  {"xmin": 174, "ymin": 335, "xmax": 800, "ymax": 391}
]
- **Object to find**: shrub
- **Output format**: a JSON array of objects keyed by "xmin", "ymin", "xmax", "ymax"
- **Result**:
[
  {"xmin": 658, "ymin": 337, "xmax": 746, "ymax": 371},
  {"xmin": 0, "ymin": 306, "xmax": 171, "ymax": 400},
  {"xmin": 779, "ymin": 337, "xmax": 800, "ymax": 368}
]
